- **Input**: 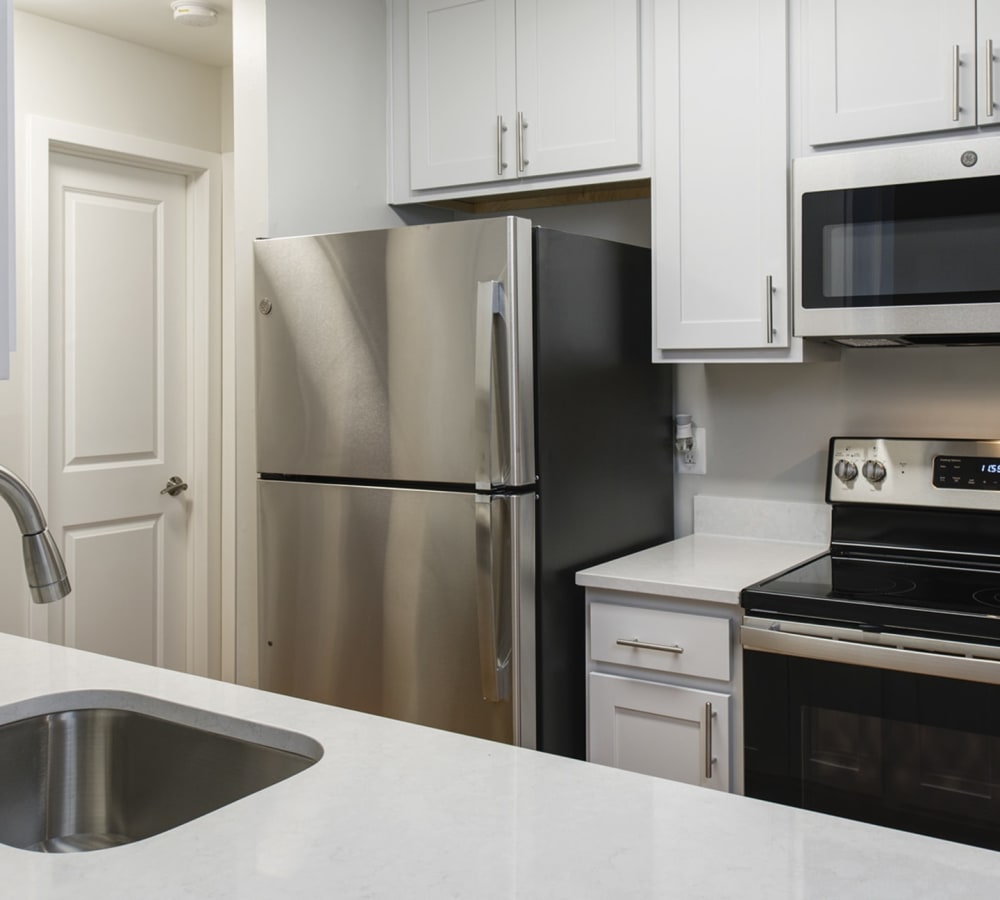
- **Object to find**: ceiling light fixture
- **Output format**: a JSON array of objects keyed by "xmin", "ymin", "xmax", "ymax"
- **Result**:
[{"xmin": 170, "ymin": 2, "xmax": 219, "ymax": 27}]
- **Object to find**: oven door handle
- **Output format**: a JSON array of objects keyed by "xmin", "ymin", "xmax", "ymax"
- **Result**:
[{"xmin": 741, "ymin": 618, "xmax": 1000, "ymax": 686}]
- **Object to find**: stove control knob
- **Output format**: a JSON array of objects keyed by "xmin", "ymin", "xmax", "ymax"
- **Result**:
[
  {"xmin": 862, "ymin": 459, "xmax": 887, "ymax": 484},
  {"xmin": 833, "ymin": 459, "xmax": 858, "ymax": 483}
]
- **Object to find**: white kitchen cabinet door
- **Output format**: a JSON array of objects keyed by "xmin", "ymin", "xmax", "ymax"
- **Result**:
[
  {"xmin": 979, "ymin": 0, "xmax": 1000, "ymax": 126},
  {"xmin": 514, "ymin": 0, "xmax": 640, "ymax": 179},
  {"xmin": 653, "ymin": 0, "xmax": 788, "ymax": 352},
  {"xmin": 408, "ymin": 0, "xmax": 517, "ymax": 190},
  {"xmin": 806, "ymin": 0, "xmax": 977, "ymax": 145},
  {"xmin": 589, "ymin": 673, "xmax": 730, "ymax": 790}
]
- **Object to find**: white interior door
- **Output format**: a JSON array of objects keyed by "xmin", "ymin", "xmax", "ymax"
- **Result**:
[{"xmin": 46, "ymin": 150, "xmax": 192, "ymax": 671}]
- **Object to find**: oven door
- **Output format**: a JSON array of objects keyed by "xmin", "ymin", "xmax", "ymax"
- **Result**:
[{"xmin": 742, "ymin": 616, "xmax": 1000, "ymax": 851}]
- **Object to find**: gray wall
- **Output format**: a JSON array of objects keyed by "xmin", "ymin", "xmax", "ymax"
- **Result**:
[
  {"xmin": 673, "ymin": 345, "xmax": 1000, "ymax": 535},
  {"xmin": 265, "ymin": 0, "xmax": 407, "ymax": 236}
]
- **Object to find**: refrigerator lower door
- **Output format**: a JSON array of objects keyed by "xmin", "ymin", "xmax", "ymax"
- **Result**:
[{"xmin": 258, "ymin": 480, "xmax": 536, "ymax": 747}]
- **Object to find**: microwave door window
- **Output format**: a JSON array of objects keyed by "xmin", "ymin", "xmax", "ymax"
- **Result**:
[{"xmin": 802, "ymin": 175, "xmax": 1000, "ymax": 310}]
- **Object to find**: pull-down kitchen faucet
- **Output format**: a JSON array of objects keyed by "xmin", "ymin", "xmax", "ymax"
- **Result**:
[{"xmin": 0, "ymin": 465, "xmax": 71, "ymax": 604}]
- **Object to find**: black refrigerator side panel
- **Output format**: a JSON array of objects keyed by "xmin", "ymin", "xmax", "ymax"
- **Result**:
[{"xmin": 532, "ymin": 228, "xmax": 674, "ymax": 759}]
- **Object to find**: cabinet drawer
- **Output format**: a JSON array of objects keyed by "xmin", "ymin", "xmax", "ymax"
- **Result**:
[{"xmin": 590, "ymin": 602, "xmax": 730, "ymax": 680}]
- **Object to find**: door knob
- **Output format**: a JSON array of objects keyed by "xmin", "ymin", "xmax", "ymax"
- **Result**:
[{"xmin": 160, "ymin": 476, "xmax": 188, "ymax": 497}]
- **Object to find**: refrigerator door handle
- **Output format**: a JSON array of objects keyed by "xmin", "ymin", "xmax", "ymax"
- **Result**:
[
  {"xmin": 475, "ymin": 494, "xmax": 511, "ymax": 702},
  {"xmin": 474, "ymin": 280, "xmax": 510, "ymax": 491}
]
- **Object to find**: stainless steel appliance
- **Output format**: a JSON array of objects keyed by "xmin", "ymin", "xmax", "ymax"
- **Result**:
[
  {"xmin": 254, "ymin": 217, "xmax": 672, "ymax": 757},
  {"xmin": 793, "ymin": 137, "xmax": 1000, "ymax": 346},
  {"xmin": 742, "ymin": 436, "xmax": 1000, "ymax": 850}
]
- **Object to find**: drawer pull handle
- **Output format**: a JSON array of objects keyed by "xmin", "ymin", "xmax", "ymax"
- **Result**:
[
  {"xmin": 704, "ymin": 701, "xmax": 717, "ymax": 779},
  {"xmin": 616, "ymin": 638, "xmax": 684, "ymax": 654}
]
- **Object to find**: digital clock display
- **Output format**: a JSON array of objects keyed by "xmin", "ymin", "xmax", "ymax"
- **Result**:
[{"xmin": 933, "ymin": 455, "xmax": 1000, "ymax": 490}]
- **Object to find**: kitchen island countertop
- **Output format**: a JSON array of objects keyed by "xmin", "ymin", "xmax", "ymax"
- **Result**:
[{"xmin": 1, "ymin": 631, "xmax": 998, "ymax": 898}]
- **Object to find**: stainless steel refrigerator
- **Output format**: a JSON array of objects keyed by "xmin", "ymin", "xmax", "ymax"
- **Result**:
[{"xmin": 254, "ymin": 216, "xmax": 672, "ymax": 757}]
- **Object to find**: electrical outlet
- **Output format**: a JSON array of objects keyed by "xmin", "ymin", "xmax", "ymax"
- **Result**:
[{"xmin": 676, "ymin": 427, "xmax": 707, "ymax": 475}]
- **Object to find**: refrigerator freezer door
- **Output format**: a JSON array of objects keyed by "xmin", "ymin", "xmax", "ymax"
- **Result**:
[
  {"xmin": 254, "ymin": 217, "xmax": 535, "ymax": 488},
  {"xmin": 258, "ymin": 479, "xmax": 536, "ymax": 747}
]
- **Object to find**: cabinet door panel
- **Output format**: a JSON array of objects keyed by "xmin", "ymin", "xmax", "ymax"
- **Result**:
[
  {"xmin": 980, "ymin": 0, "xmax": 1000, "ymax": 126},
  {"xmin": 653, "ymin": 0, "xmax": 788, "ymax": 350},
  {"xmin": 408, "ymin": 0, "xmax": 517, "ymax": 189},
  {"xmin": 514, "ymin": 0, "xmax": 640, "ymax": 177},
  {"xmin": 588, "ymin": 673, "xmax": 730, "ymax": 790},
  {"xmin": 807, "ymin": 0, "xmax": 976, "ymax": 144}
]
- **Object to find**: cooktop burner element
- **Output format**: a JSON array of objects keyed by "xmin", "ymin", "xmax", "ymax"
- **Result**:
[
  {"xmin": 743, "ymin": 437, "xmax": 1000, "ymax": 643},
  {"xmin": 831, "ymin": 566, "xmax": 917, "ymax": 597},
  {"xmin": 973, "ymin": 588, "xmax": 1000, "ymax": 610}
]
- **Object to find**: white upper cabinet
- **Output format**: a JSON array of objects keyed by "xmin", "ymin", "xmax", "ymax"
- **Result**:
[
  {"xmin": 979, "ymin": 0, "xmax": 1000, "ymax": 125},
  {"xmin": 513, "ymin": 0, "xmax": 640, "ymax": 180},
  {"xmin": 400, "ymin": 0, "xmax": 642, "ymax": 196},
  {"xmin": 806, "ymin": 0, "xmax": 1000, "ymax": 145},
  {"xmin": 652, "ymin": 0, "xmax": 796, "ymax": 358},
  {"xmin": 408, "ymin": 0, "xmax": 518, "ymax": 190}
]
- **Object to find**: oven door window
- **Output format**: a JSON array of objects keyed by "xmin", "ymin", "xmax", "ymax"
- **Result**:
[
  {"xmin": 744, "ymin": 650, "xmax": 1000, "ymax": 851},
  {"xmin": 800, "ymin": 174, "xmax": 1000, "ymax": 310}
]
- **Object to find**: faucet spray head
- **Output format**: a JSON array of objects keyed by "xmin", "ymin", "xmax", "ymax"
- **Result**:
[
  {"xmin": 23, "ymin": 530, "xmax": 72, "ymax": 604},
  {"xmin": 0, "ymin": 464, "xmax": 72, "ymax": 604}
]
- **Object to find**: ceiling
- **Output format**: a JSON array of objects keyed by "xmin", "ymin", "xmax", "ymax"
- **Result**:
[{"xmin": 14, "ymin": 0, "xmax": 234, "ymax": 68}]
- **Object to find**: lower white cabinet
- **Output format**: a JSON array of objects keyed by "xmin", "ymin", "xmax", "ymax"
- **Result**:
[
  {"xmin": 589, "ymin": 673, "xmax": 730, "ymax": 789},
  {"xmin": 585, "ymin": 590, "xmax": 742, "ymax": 792}
]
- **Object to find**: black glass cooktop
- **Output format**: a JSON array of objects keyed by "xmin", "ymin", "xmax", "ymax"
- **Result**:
[{"xmin": 741, "ymin": 552, "xmax": 1000, "ymax": 643}]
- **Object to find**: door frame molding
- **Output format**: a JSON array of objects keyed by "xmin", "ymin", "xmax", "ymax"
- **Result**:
[{"xmin": 25, "ymin": 116, "xmax": 221, "ymax": 677}]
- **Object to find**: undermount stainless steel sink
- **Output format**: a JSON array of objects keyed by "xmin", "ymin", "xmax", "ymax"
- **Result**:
[{"xmin": 0, "ymin": 691, "xmax": 323, "ymax": 853}]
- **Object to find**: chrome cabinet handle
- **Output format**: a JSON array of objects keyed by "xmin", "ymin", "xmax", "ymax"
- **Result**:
[
  {"xmin": 988, "ymin": 39, "xmax": 995, "ymax": 118},
  {"xmin": 704, "ymin": 701, "xmax": 716, "ymax": 779},
  {"xmin": 160, "ymin": 475, "xmax": 188, "ymax": 497},
  {"xmin": 516, "ymin": 111, "xmax": 528, "ymax": 172},
  {"xmin": 953, "ymin": 44, "xmax": 961, "ymax": 122},
  {"xmin": 615, "ymin": 638, "xmax": 684, "ymax": 654},
  {"xmin": 496, "ymin": 115, "xmax": 508, "ymax": 176},
  {"xmin": 765, "ymin": 275, "xmax": 775, "ymax": 344}
]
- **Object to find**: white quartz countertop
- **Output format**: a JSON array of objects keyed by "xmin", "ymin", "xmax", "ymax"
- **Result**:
[
  {"xmin": 2, "ymin": 633, "xmax": 999, "ymax": 898},
  {"xmin": 576, "ymin": 533, "xmax": 826, "ymax": 603}
]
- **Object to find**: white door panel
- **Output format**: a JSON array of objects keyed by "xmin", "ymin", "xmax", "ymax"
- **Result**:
[
  {"xmin": 653, "ymin": 0, "xmax": 788, "ymax": 351},
  {"xmin": 980, "ymin": 0, "xmax": 1000, "ymax": 126},
  {"xmin": 515, "ymin": 0, "xmax": 640, "ymax": 177},
  {"xmin": 408, "ymin": 0, "xmax": 517, "ymax": 189},
  {"xmin": 48, "ymin": 150, "xmax": 190, "ymax": 671},
  {"xmin": 807, "ymin": 0, "xmax": 977, "ymax": 144},
  {"xmin": 63, "ymin": 519, "xmax": 159, "ymax": 664}
]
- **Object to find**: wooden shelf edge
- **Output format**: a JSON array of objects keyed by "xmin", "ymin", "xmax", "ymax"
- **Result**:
[{"xmin": 415, "ymin": 179, "xmax": 652, "ymax": 214}]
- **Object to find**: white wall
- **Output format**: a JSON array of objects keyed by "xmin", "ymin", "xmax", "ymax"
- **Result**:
[
  {"xmin": 673, "ymin": 346, "xmax": 1000, "ymax": 535},
  {"xmin": 265, "ymin": 0, "xmax": 410, "ymax": 236},
  {"xmin": 0, "ymin": 12, "xmax": 225, "ymax": 637}
]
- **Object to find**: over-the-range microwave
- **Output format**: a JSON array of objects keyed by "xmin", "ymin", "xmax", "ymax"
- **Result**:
[{"xmin": 793, "ymin": 137, "xmax": 1000, "ymax": 347}]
